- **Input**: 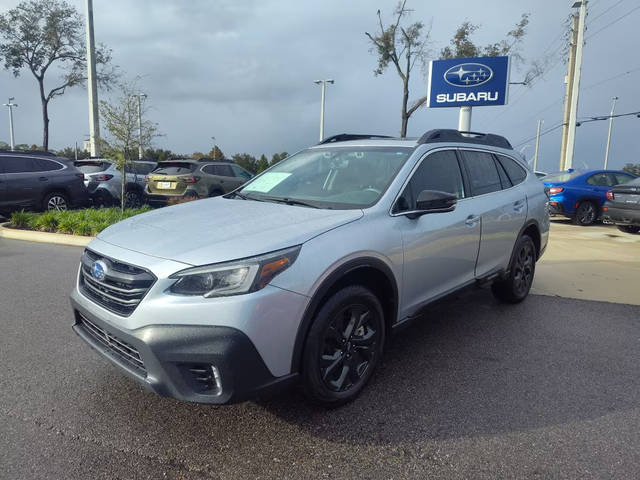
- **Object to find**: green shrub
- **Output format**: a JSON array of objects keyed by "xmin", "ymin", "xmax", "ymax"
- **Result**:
[
  {"xmin": 5, "ymin": 206, "xmax": 152, "ymax": 236},
  {"xmin": 9, "ymin": 210, "xmax": 34, "ymax": 229}
]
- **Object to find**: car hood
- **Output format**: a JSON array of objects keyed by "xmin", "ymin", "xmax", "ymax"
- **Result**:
[{"xmin": 97, "ymin": 197, "xmax": 363, "ymax": 265}]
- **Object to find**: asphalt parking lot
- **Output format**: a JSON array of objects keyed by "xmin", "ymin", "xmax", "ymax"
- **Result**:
[{"xmin": 1, "ymin": 230, "xmax": 640, "ymax": 480}]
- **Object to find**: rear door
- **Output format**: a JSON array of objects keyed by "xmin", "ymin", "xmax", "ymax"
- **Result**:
[
  {"xmin": 460, "ymin": 149, "xmax": 527, "ymax": 277},
  {"xmin": 214, "ymin": 164, "xmax": 242, "ymax": 191},
  {"xmin": 585, "ymin": 172, "xmax": 614, "ymax": 207}
]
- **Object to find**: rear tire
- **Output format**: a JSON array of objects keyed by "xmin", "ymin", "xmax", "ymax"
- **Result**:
[
  {"xmin": 618, "ymin": 225, "xmax": 640, "ymax": 234},
  {"xmin": 124, "ymin": 190, "xmax": 143, "ymax": 209},
  {"xmin": 492, "ymin": 234, "xmax": 536, "ymax": 304},
  {"xmin": 574, "ymin": 201, "xmax": 598, "ymax": 225},
  {"xmin": 43, "ymin": 192, "xmax": 69, "ymax": 211},
  {"xmin": 302, "ymin": 285, "xmax": 385, "ymax": 407}
]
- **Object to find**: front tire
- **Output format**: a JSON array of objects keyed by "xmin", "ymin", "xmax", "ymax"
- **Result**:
[
  {"xmin": 492, "ymin": 234, "xmax": 536, "ymax": 304},
  {"xmin": 302, "ymin": 285, "xmax": 385, "ymax": 407}
]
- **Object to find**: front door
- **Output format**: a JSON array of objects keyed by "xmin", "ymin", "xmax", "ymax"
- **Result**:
[{"xmin": 393, "ymin": 149, "xmax": 481, "ymax": 318}]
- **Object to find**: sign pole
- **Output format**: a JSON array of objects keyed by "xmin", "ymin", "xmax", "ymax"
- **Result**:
[{"xmin": 458, "ymin": 106, "xmax": 472, "ymax": 132}]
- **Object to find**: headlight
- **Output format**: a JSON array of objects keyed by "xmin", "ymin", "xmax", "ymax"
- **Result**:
[{"xmin": 168, "ymin": 246, "xmax": 301, "ymax": 297}]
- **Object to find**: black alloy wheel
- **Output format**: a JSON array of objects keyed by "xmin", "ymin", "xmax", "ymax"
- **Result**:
[
  {"xmin": 319, "ymin": 303, "xmax": 380, "ymax": 393},
  {"xmin": 492, "ymin": 234, "xmax": 536, "ymax": 304},
  {"xmin": 575, "ymin": 201, "xmax": 597, "ymax": 225},
  {"xmin": 302, "ymin": 285, "xmax": 385, "ymax": 407}
]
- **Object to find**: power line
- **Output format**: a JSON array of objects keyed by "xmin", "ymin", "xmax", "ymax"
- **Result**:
[
  {"xmin": 588, "ymin": 0, "xmax": 626, "ymax": 25},
  {"xmin": 586, "ymin": 4, "xmax": 640, "ymax": 39},
  {"xmin": 513, "ymin": 123, "xmax": 565, "ymax": 148},
  {"xmin": 582, "ymin": 65, "xmax": 640, "ymax": 91}
]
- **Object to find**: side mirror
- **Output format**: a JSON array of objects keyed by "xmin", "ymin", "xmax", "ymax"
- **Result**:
[{"xmin": 407, "ymin": 190, "xmax": 457, "ymax": 218}]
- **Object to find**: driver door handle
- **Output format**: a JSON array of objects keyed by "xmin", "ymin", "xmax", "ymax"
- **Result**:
[{"xmin": 465, "ymin": 214, "xmax": 480, "ymax": 227}]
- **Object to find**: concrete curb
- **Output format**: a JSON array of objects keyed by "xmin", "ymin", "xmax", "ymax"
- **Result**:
[{"xmin": 0, "ymin": 222, "xmax": 93, "ymax": 247}]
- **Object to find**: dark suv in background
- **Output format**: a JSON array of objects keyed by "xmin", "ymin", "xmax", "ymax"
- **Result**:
[{"xmin": 0, "ymin": 151, "xmax": 89, "ymax": 214}]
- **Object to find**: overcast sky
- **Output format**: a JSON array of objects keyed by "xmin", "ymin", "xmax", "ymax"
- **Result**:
[{"xmin": 0, "ymin": 0, "xmax": 638, "ymax": 173}]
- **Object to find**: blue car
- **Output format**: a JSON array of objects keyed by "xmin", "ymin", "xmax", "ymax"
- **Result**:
[{"xmin": 543, "ymin": 169, "xmax": 637, "ymax": 225}]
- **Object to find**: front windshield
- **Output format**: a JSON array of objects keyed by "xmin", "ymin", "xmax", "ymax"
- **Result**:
[{"xmin": 239, "ymin": 146, "xmax": 413, "ymax": 209}]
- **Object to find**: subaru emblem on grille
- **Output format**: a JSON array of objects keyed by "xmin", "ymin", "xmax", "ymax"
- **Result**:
[{"xmin": 91, "ymin": 260, "xmax": 108, "ymax": 282}]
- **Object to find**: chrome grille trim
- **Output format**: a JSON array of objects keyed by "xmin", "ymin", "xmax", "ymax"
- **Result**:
[
  {"xmin": 77, "ymin": 313, "xmax": 147, "ymax": 376},
  {"xmin": 79, "ymin": 249, "xmax": 156, "ymax": 317}
]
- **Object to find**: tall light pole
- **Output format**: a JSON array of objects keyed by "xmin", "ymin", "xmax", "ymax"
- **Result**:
[
  {"xmin": 314, "ymin": 79, "xmax": 334, "ymax": 141},
  {"xmin": 85, "ymin": 0, "xmax": 101, "ymax": 157},
  {"xmin": 604, "ymin": 96, "xmax": 618, "ymax": 169},
  {"xmin": 211, "ymin": 136, "xmax": 217, "ymax": 160},
  {"xmin": 131, "ymin": 93, "xmax": 147, "ymax": 159},
  {"xmin": 533, "ymin": 119, "xmax": 543, "ymax": 172},
  {"xmin": 3, "ymin": 97, "xmax": 18, "ymax": 150},
  {"xmin": 564, "ymin": 0, "xmax": 588, "ymax": 170}
]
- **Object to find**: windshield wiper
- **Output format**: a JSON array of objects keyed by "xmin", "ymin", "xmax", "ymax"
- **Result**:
[
  {"xmin": 262, "ymin": 197, "xmax": 320, "ymax": 209},
  {"xmin": 230, "ymin": 191, "xmax": 265, "ymax": 202}
]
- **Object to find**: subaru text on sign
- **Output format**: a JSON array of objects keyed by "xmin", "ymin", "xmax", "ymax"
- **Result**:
[{"xmin": 426, "ymin": 56, "xmax": 511, "ymax": 108}]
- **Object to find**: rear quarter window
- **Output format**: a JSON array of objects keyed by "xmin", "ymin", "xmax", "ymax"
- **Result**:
[{"xmin": 496, "ymin": 155, "xmax": 527, "ymax": 186}]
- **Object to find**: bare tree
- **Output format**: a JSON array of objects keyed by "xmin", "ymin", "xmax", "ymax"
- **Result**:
[
  {"xmin": 0, "ymin": 0, "xmax": 115, "ymax": 150},
  {"xmin": 100, "ymin": 80, "xmax": 158, "ymax": 211},
  {"xmin": 366, "ymin": 1, "xmax": 431, "ymax": 137}
]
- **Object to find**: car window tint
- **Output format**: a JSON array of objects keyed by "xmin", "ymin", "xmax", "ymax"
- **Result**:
[
  {"xmin": 152, "ymin": 163, "xmax": 196, "ymax": 174},
  {"xmin": 75, "ymin": 161, "xmax": 110, "ymax": 173},
  {"xmin": 137, "ymin": 164, "xmax": 155, "ymax": 175},
  {"xmin": 31, "ymin": 158, "xmax": 62, "ymax": 171},
  {"xmin": 612, "ymin": 173, "xmax": 635, "ymax": 185},
  {"xmin": 461, "ymin": 150, "xmax": 502, "ymax": 196},
  {"xmin": 495, "ymin": 158, "xmax": 512, "ymax": 189},
  {"xmin": 218, "ymin": 165, "xmax": 234, "ymax": 176},
  {"xmin": 395, "ymin": 150, "xmax": 464, "ymax": 212},
  {"xmin": 496, "ymin": 154, "xmax": 527, "ymax": 185},
  {"xmin": 1, "ymin": 156, "xmax": 34, "ymax": 173},
  {"xmin": 231, "ymin": 165, "xmax": 252, "ymax": 179},
  {"xmin": 586, "ymin": 173, "xmax": 612, "ymax": 187}
]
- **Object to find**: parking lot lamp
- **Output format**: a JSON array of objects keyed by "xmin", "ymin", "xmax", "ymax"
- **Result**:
[
  {"xmin": 2, "ymin": 97, "xmax": 18, "ymax": 150},
  {"xmin": 314, "ymin": 79, "xmax": 334, "ymax": 141}
]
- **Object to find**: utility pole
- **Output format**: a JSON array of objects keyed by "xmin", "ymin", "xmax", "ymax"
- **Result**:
[
  {"xmin": 131, "ymin": 93, "xmax": 147, "ymax": 159},
  {"xmin": 564, "ymin": 0, "xmax": 588, "ymax": 170},
  {"xmin": 2, "ymin": 97, "xmax": 18, "ymax": 150},
  {"xmin": 314, "ymin": 79, "xmax": 334, "ymax": 141},
  {"xmin": 604, "ymin": 96, "xmax": 618, "ymax": 169},
  {"xmin": 560, "ymin": 12, "xmax": 579, "ymax": 170},
  {"xmin": 533, "ymin": 119, "xmax": 543, "ymax": 172},
  {"xmin": 85, "ymin": 0, "xmax": 101, "ymax": 157},
  {"xmin": 458, "ymin": 106, "xmax": 472, "ymax": 132}
]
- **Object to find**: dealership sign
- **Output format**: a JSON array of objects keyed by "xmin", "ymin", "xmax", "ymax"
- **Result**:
[{"xmin": 426, "ymin": 56, "xmax": 510, "ymax": 108}]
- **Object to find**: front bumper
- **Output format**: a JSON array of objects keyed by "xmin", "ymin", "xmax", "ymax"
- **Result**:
[{"xmin": 71, "ymin": 301, "xmax": 298, "ymax": 404}]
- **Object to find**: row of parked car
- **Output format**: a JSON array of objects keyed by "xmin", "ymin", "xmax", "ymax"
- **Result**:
[
  {"xmin": 0, "ymin": 149, "xmax": 638, "ymax": 233},
  {"xmin": 0, "ymin": 150, "xmax": 255, "ymax": 215}
]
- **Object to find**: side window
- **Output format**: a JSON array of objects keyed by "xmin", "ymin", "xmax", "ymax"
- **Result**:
[
  {"xmin": 33, "ymin": 158, "xmax": 63, "ymax": 171},
  {"xmin": 611, "ymin": 173, "xmax": 634, "ymax": 185},
  {"xmin": 461, "ymin": 150, "xmax": 503, "ymax": 196},
  {"xmin": 218, "ymin": 165, "xmax": 234, "ymax": 177},
  {"xmin": 586, "ymin": 173, "xmax": 612, "ymax": 187},
  {"xmin": 231, "ymin": 165, "xmax": 252, "ymax": 179},
  {"xmin": 495, "ymin": 159, "xmax": 512, "ymax": 189},
  {"xmin": 395, "ymin": 150, "xmax": 465, "ymax": 212},
  {"xmin": 496, "ymin": 154, "xmax": 527, "ymax": 186},
  {"xmin": 201, "ymin": 165, "xmax": 214, "ymax": 175},
  {"xmin": 2, "ymin": 157, "xmax": 34, "ymax": 173}
]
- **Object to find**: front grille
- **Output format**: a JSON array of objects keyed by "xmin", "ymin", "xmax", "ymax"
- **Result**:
[
  {"xmin": 79, "ymin": 249, "xmax": 156, "ymax": 316},
  {"xmin": 77, "ymin": 312, "xmax": 147, "ymax": 376}
]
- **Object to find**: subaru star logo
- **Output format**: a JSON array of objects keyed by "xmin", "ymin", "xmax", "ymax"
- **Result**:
[
  {"xmin": 91, "ymin": 260, "xmax": 108, "ymax": 282},
  {"xmin": 444, "ymin": 63, "xmax": 494, "ymax": 87}
]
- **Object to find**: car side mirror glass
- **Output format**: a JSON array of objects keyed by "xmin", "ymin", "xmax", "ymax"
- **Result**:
[{"xmin": 409, "ymin": 190, "xmax": 457, "ymax": 218}]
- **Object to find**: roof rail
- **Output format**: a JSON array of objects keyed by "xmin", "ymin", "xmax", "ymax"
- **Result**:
[
  {"xmin": 417, "ymin": 129, "xmax": 513, "ymax": 150},
  {"xmin": 0, "ymin": 149, "xmax": 57, "ymax": 156},
  {"xmin": 318, "ymin": 133, "xmax": 394, "ymax": 144}
]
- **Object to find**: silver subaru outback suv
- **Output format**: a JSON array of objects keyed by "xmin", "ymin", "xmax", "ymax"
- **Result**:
[{"xmin": 70, "ymin": 129, "xmax": 549, "ymax": 406}]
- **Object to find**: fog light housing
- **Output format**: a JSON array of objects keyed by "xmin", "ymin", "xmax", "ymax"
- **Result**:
[{"xmin": 187, "ymin": 364, "xmax": 223, "ymax": 396}]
